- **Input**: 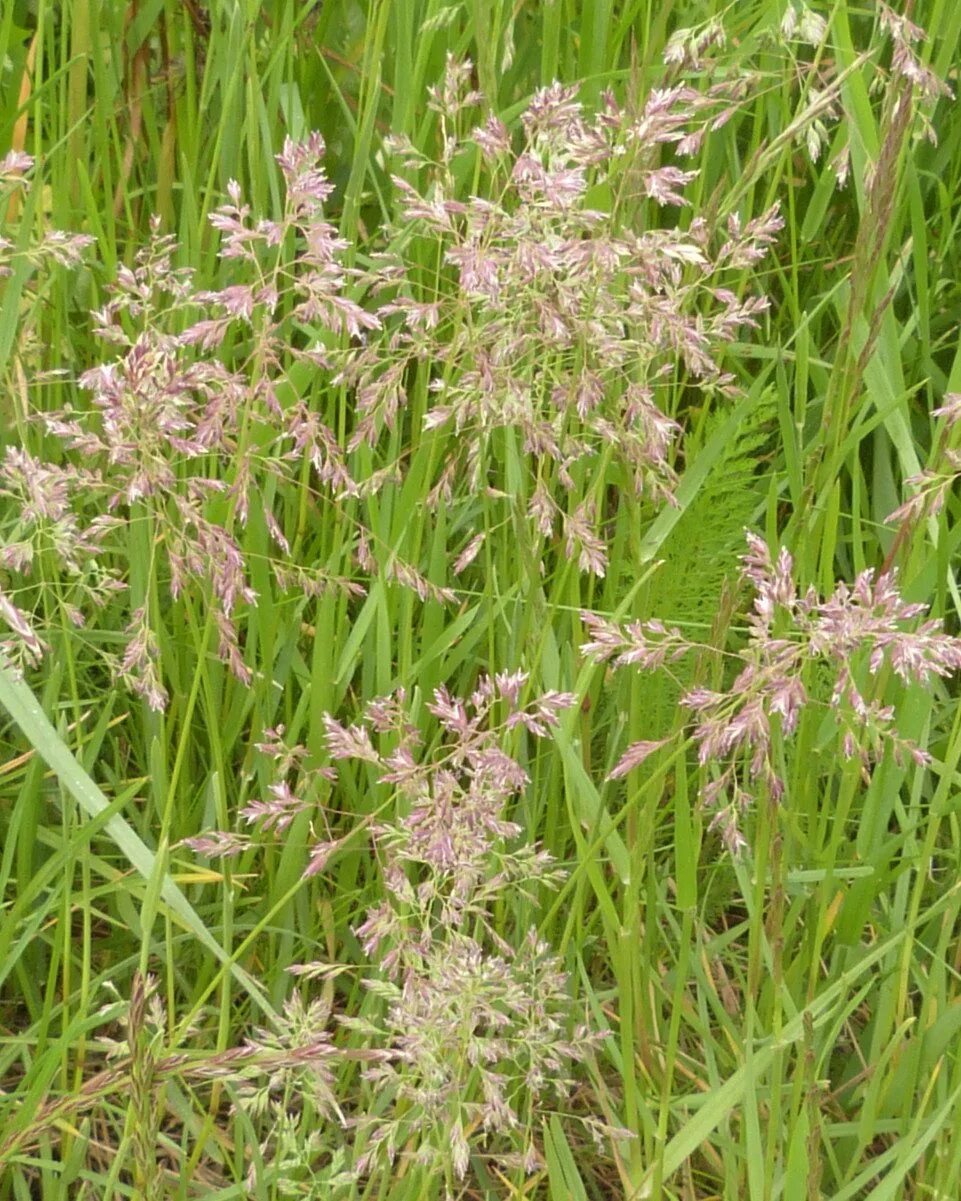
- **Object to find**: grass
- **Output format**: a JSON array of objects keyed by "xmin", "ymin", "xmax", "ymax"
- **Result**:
[{"xmin": 2, "ymin": 1, "xmax": 961, "ymax": 1198}]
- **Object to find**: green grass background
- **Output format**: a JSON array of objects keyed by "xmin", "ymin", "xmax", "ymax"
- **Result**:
[{"xmin": 2, "ymin": 1, "xmax": 961, "ymax": 1198}]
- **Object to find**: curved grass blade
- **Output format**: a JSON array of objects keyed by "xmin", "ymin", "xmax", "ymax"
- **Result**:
[{"xmin": 0, "ymin": 656, "xmax": 274, "ymax": 1017}]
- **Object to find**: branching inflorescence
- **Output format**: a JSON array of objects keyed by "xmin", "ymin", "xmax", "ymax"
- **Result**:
[
  {"xmin": 324, "ymin": 676, "xmax": 607, "ymax": 1181},
  {"xmin": 583, "ymin": 533, "xmax": 961, "ymax": 853},
  {"xmin": 343, "ymin": 58, "xmax": 782, "ymax": 577},
  {"xmin": 1, "ymin": 14, "xmax": 958, "ymax": 1193}
]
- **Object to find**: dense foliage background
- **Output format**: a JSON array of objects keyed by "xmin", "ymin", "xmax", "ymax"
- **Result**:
[{"xmin": 2, "ymin": 2, "xmax": 961, "ymax": 1198}]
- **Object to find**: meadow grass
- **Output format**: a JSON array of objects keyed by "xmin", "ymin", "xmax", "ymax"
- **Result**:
[{"xmin": 2, "ymin": 2, "xmax": 961, "ymax": 1198}]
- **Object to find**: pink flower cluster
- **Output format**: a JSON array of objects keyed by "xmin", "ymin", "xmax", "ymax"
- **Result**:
[{"xmin": 583, "ymin": 532, "xmax": 961, "ymax": 852}]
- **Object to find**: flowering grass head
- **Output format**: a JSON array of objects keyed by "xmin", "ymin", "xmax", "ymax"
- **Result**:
[
  {"xmin": 584, "ymin": 532, "xmax": 961, "ymax": 853},
  {"xmin": 322, "ymin": 678, "xmax": 605, "ymax": 1183}
]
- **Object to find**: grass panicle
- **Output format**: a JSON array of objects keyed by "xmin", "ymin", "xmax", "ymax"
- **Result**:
[{"xmin": 2, "ymin": 3, "xmax": 961, "ymax": 1199}]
